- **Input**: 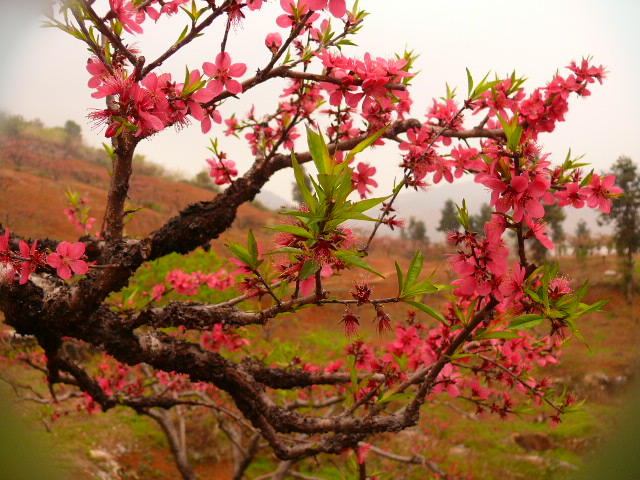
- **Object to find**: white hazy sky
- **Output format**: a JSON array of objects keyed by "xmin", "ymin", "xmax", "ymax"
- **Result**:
[{"xmin": 1, "ymin": 0, "xmax": 639, "ymax": 203}]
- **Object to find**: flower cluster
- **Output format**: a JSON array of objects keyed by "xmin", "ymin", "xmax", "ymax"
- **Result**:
[
  {"xmin": 88, "ymin": 46, "xmax": 247, "ymax": 137},
  {"xmin": 317, "ymin": 50, "xmax": 414, "ymax": 128},
  {"xmin": 149, "ymin": 268, "xmax": 234, "ymax": 301},
  {"xmin": 340, "ymin": 312, "xmax": 563, "ymax": 421},
  {"xmin": 473, "ymin": 60, "xmax": 606, "ymax": 140},
  {"xmin": 206, "ymin": 155, "xmax": 239, "ymax": 185},
  {"xmin": 399, "ymin": 123, "xmax": 483, "ymax": 187},
  {"xmin": 556, "ymin": 174, "xmax": 622, "ymax": 214},
  {"xmin": 448, "ymin": 225, "xmax": 509, "ymax": 298}
]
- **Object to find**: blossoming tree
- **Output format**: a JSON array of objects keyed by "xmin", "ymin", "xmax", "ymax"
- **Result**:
[{"xmin": 0, "ymin": 0, "xmax": 618, "ymax": 478}]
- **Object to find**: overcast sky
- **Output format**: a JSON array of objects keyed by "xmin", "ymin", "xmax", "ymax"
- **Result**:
[{"xmin": 1, "ymin": 0, "xmax": 639, "ymax": 203}]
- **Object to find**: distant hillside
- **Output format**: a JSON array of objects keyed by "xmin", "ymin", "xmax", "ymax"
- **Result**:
[{"xmin": 0, "ymin": 112, "xmax": 280, "ymax": 243}]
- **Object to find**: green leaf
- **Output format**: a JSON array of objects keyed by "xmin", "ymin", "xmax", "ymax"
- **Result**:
[
  {"xmin": 317, "ymin": 173, "xmax": 336, "ymax": 198},
  {"xmin": 580, "ymin": 169, "xmax": 594, "ymax": 188},
  {"xmin": 475, "ymin": 330, "xmax": 522, "ymax": 340},
  {"xmin": 331, "ymin": 211, "xmax": 378, "ymax": 222},
  {"xmin": 466, "ymin": 68, "xmax": 474, "ymax": 96},
  {"xmin": 526, "ymin": 288, "xmax": 541, "ymax": 303},
  {"xmin": 348, "ymin": 195, "xmax": 391, "ymax": 213},
  {"xmin": 395, "ymin": 261, "xmax": 404, "ymax": 296},
  {"xmin": 455, "ymin": 200, "xmax": 470, "ymax": 230},
  {"xmin": 279, "ymin": 210, "xmax": 315, "ymax": 219},
  {"xmin": 176, "ymin": 24, "xmax": 189, "ymax": 44},
  {"xmin": 299, "ymin": 259, "xmax": 317, "ymax": 281},
  {"xmin": 447, "ymin": 353, "xmax": 475, "ymax": 360},
  {"xmin": 268, "ymin": 247, "xmax": 307, "ymax": 256},
  {"xmin": 496, "ymin": 113, "xmax": 523, "ymax": 152},
  {"xmin": 226, "ymin": 242, "xmax": 253, "ymax": 268},
  {"xmin": 344, "ymin": 126, "xmax": 388, "ymax": 164},
  {"xmin": 306, "ymin": 127, "xmax": 333, "ymax": 175},
  {"xmin": 401, "ymin": 279, "xmax": 439, "ymax": 298},
  {"xmin": 472, "ymin": 79, "xmax": 501, "ymax": 99},
  {"xmin": 247, "ymin": 230, "xmax": 258, "ymax": 264},
  {"xmin": 542, "ymin": 264, "xmax": 550, "ymax": 310},
  {"xmin": 180, "ymin": 5, "xmax": 194, "ymax": 20},
  {"xmin": 508, "ymin": 314, "xmax": 545, "ymax": 331},
  {"xmin": 334, "ymin": 251, "xmax": 385, "ymax": 278},
  {"xmin": 578, "ymin": 299, "xmax": 609, "ymax": 316},
  {"xmin": 405, "ymin": 300, "xmax": 446, "ymax": 324},
  {"xmin": 337, "ymin": 39, "xmax": 357, "ymax": 47},
  {"xmin": 404, "ymin": 250, "xmax": 424, "ymax": 290},
  {"xmin": 291, "ymin": 152, "xmax": 317, "ymax": 212},
  {"xmin": 265, "ymin": 224, "xmax": 314, "ymax": 239},
  {"xmin": 332, "ymin": 170, "xmax": 354, "ymax": 204},
  {"xmin": 574, "ymin": 279, "xmax": 590, "ymax": 302}
]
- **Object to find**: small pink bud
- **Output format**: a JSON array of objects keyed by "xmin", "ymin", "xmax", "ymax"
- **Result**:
[{"xmin": 265, "ymin": 32, "xmax": 282, "ymax": 53}]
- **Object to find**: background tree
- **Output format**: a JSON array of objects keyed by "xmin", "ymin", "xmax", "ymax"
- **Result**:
[
  {"xmin": 438, "ymin": 198, "xmax": 460, "ymax": 235},
  {"xmin": 469, "ymin": 202, "xmax": 493, "ymax": 234},
  {"xmin": 572, "ymin": 219, "xmax": 594, "ymax": 258},
  {"xmin": 599, "ymin": 156, "xmax": 640, "ymax": 299},
  {"xmin": 63, "ymin": 119, "xmax": 82, "ymax": 153},
  {"xmin": 189, "ymin": 169, "xmax": 221, "ymax": 193},
  {"xmin": 402, "ymin": 216, "xmax": 428, "ymax": 247}
]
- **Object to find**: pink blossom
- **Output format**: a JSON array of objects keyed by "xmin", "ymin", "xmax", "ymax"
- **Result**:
[
  {"xmin": 582, "ymin": 174, "xmax": 622, "ymax": 214},
  {"xmin": 340, "ymin": 309, "xmax": 360, "ymax": 338},
  {"xmin": 193, "ymin": 106, "xmax": 222, "ymax": 134},
  {"xmin": 277, "ymin": 0, "xmax": 320, "ymax": 30},
  {"xmin": 86, "ymin": 57, "xmax": 109, "ymax": 89},
  {"xmin": 265, "ymin": 32, "xmax": 283, "ymax": 53},
  {"xmin": 321, "ymin": 71, "xmax": 362, "ymax": 108},
  {"xmin": 526, "ymin": 218, "xmax": 554, "ymax": 249},
  {"xmin": 47, "ymin": 242, "xmax": 89, "ymax": 280},
  {"xmin": 151, "ymin": 284, "xmax": 166, "ymax": 302},
  {"xmin": 474, "ymin": 78, "xmax": 524, "ymax": 118},
  {"xmin": 309, "ymin": 0, "xmax": 347, "ymax": 18},
  {"xmin": 399, "ymin": 126, "xmax": 432, "ymax": 157},
  {"xmin": 502, "ymin": 262, "xmax": 526, "ymax": 302},
  {"xmin": 352, "ymin": 162, "xmax": 378, "ymax": 198},
  {"xmin": 567, "ymin": 59, "xmax": 606, "ymax": 85},
  {"xmin": 374, "ymin": 307, "xmax": 392, "ymax": 334},
  {"xmin": 0, "ymin": 229, "xmax": 16, "ymax": 283},
  {"xmin": 479, "ymin": 172, "xmax": 549, "ymax": 223},
  {"xmin": 19, "ymin": 240, "xmax": 44, "ymax": 285},
  {"xmin": 90, "ymin": 69, "xmax": 133, "ymax": 100},
  {"xmin": 109, "ymin": 0, "xmax": 145, "ymax": 34},
  {"xmin": 324, "ymin": 359, "xmax": 344, "ymax": 372},
  {"xmin": 356, "ymin": 444, "xmax": 371, "ymax": 464},
  {"xmin": 450, "ymin": 145, "xmax": 482, "ymax": 177},
  {"xmin": 433, "ymin": 363, "xmax": 461, "ymax": 398},
  {"xmin": 247, "ymin": 0, "xmax": 265, "ymax": 10},
  {"xmin": 207, "ymin": 157, "xmax": 238, "ymax": 185},
  {"xmin": 202, "ymin": 324, "xmax": 250, "ymax": 352},
  {"xmin": 555, "ymin": 182, "xmax": 587, "ymax": 208},
  {"xmin": 432, "ymin": 157, "xmax": 454, "ymax": 184},
  {"xmin": 203, "ymin": 52, "xmax": 247, "ymax": 96},
  {"xmin": 549, "ymin": 276, "xmax": 572, "ymax": 300},
  {"xmin": 519, "ymin": 88, "xmax": 546, "ymax": 122}
]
